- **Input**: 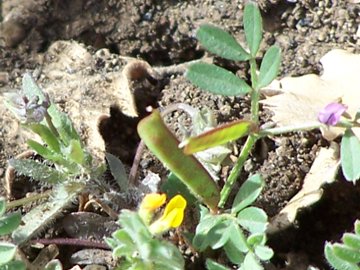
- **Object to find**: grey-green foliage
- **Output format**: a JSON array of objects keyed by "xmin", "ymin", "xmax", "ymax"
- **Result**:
[
  {"xmin": 4, "ymin": 74, "xmax": 98, "ymax": 245},
  {"xmin": 105, "ymin": 210, "xmax": 184, "ymax": 270},
  {"xmin": 341, "ymin": 129, "xmax": 360, "ymax": 184},
  {"xmin": 193, "ymin": 175, "xmax": 273, "ymax": 270},
  {"xmin": 186, "ymin": 2, "xmax": 281, "ymax": 95},
  {"xmin": 325, "ymin": 219, "xmax": 360, "ymax": 270},
  {"xmin": 0, "ymin": 198, "xmax": 26, "ymax": 269}
]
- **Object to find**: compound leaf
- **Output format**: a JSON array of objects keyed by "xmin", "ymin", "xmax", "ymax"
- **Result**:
[
  {"xmin": 197, "ymin": 24, "xmax": 250, "ymax": 61},
  {"xmin": 186, "ymin": 62, "xmax": 251, "ymax": 97},
  {"xmin": 257, "ymin": 45, "xmax": 281, "ymax": 89},
  {"xmin": 244, "ymin": 2, "xmax": 262, "ymax": 57}
]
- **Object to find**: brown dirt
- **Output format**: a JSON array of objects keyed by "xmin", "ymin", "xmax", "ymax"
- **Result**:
[{"xmin": 1, "ymin": 0, "xmax": 360, "ymax": 269}]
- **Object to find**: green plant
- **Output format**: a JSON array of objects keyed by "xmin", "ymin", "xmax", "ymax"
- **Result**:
[
  {"xmin": 106, "ymin": 194, "xmax": 186, "ymax": 270},
  {"xmin": 325, "ymin": 219, "xmax": 360, "ymax": 270},
  {"xmin": 0, "ymin": 198, "xmax": 25, "ymax": 270},
  {"xmin": 194, "ymin": 174, "xmax": 273, "ymax": 270},
  {"xmin": 4, "ymin": 74, "xmax": 103, "ymax": 245}
]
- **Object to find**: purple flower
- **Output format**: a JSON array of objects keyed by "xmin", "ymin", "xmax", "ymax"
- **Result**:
[{"xmin": 318, "ymin": 102, "xmax": 347, "ymax": 126}]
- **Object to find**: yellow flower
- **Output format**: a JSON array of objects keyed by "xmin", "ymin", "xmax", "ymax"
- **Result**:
[
  {"xmin": 139, "ymin": 193, "xmax": 166, "ymax": 225},
  {"xmin": 149, "ymin": 195, "xmax": 187, "ymax": 235}
]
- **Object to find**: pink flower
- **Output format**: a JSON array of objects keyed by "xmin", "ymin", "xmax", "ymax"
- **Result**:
[{"xmin": 318, "ymin": 103, "xmax": 347, "ymax": 126}]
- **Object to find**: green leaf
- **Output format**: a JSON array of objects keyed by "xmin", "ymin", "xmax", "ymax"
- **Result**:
[
  {"xmin": 26, "ymin": 123, "xmax": 60, "ymax": 153},
  {"xmin": 106, "ymin": 153, "xmax": 128, "ymax": 192},
  {"xmin": 196, "ymin": 25, "xmax": 250, "ymax": 61},
  {"xmin": 0, "ymin": 212, "xmax": 22, "ymax": 236},
  {"xmin": 341, "ymin": 129, "xmax": 360, "ymax": 183},
  {"xmin": 44, "ymin": 259, "xmax": 63, "ymax": 270},
  {"xmin": 237, "ymin": 206, "xmax": 268, "ymax": 234},
  {"xmin": 193, "ymin": 206, "xmax": 224, "ymax": 251},
  {"xmin": 206, "ymin": 259, "xmax": 230, "ymax": 270},
  {"xmin": 0, "ymin": 260, "xmax": 26, "ymax": 270},
  {"xmin": 182, "ymin": 120, "xmax": 257, "ymax": 154},
  {"xmin": 0, "ymin": 198, "xmax": 5, "ymax": 217},
  {"xmin": 243, "ymin": 252, "xmax": 263, "ymax": 270},
  {"xmin": 223, "ymin": 224, "xmax": 247, "ymax": 264},
  {"xmin": 22, "ymin": 73, "xmax": 46, "ymax": 102},
  {"xmin": 27, "ymin": 140, "xmax": 70, "ymax": 167},
  {"xmin": 332, "ymin": 243, "xmax": 360, "ymax": 264},
  {"xmin": 9, "ymin": 159, "xmax": 66, "ymax": 184},
  {"xmin": 186, "ymin": 62, "xmax": 251, "ymax": 97},
  {"xmin": 325, "ymin": 243, "xmax": 359, "ymax": 270},
  {"xmin": 355, "ymin": 220, "xmax": 360, "ymax": 235},
  {"xmin": 47, "ymin": 106, "xmax": 80, "ymax": 145},
  {"xmin": 138, "ymin": 110, "xmax": 220, "ymax": 212},
  {"xmin": 208, "ymin": 220, "xmax": 232, "ymax": 249},
  {"xmin": 257, "ymin": 45, "xmax": 281, "ymax": 89},
  {"xmin": 232, "ymin": 174, "xmax": 264, "ymax": 213},
  {"xmin": 149, "ymin": 240, "xmax": 184, "ymax": 270},
  {"xmin": 161, "ymin": 173, "xmax": 197, "ymax": 205},
  {"xmin": 66, "ymin": 140, "xmax": 85, "ymax": 165},
  {"xmin": 0, "ymin": 242, "xmax": 17, "ymax": 265},
  {"xmin": 243, "ymin": 2, "xmax": 262, "ymax": 57},
  {"xmin": 343, "ymin": 233, "xmax": 360, "ymax": 250},
  {"xmin": 247, "ymin": 233, "xmax": 265, "ymax": 247},
  {"xmin": 254, "ymin": 245, "xmax": 274, "ymax": 261}
]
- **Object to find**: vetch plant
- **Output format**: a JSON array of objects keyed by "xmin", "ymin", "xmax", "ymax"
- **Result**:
[
  {"xmin": 194, "ymin": 174, "xmax": 273, "ymax": 270},
  {"xmin": 106, "ymin": 193, "xmax": 187, "ymax": 270},
  {"xmin": 325, "ymin": 219, "xmax": 360, "ymax": 270},
  {"xmin": 0, "ymin": 198, "xmax": 25, "ymax": 270}
]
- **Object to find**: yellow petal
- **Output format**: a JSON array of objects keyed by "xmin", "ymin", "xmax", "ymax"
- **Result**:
[
  {"xmin": 140, "ymin": 193, "xmax": 166, "ymax": 211},
  {"xmin": 162, "ymin": 195, "xmax": 187, "ymax": 218}
]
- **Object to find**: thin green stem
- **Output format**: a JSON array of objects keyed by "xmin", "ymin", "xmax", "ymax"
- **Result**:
[
  {"xmin": 249, "ymin": 58, "xmax": 259, "ymax": 122},
  {"xmin": 219, "ymin": 134, "xmax": 257, "ymax": 208},
  {"xmin": 259, "ymin": 122, "xmax": 322, "ymax": 137},
  {"xmin": 6, "ymin": 190, "xmax": 52, "ymax": 210}
]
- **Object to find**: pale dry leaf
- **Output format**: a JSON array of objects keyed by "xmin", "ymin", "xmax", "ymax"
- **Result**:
[
  {"xmin": 261, "ymin": 49, "xmax": 360, "ymax": 140},
  {"xmin": 280, "ymin": 144, "xmax": 340, "ymax": 223}
]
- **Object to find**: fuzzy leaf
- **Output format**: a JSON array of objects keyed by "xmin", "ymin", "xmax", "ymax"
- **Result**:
[
  {"xmin": 244, "ymin": 2, "xmax": 262, "ymax": 57},
  {"xmin": 26, "ymin": 123, "xmax": 60, "ymax": 153},
  {"xmin": 0, "ymin": 242, "xmax": 17, "ymax": 265},
  {"xmin": 232, "ymin": 174, "xmax": 264, "ymax": 213},
  {"xmin": 325, "ymin": 243, "xmax": 359, "ymax": 270},
  {"xmin": 22, "ymin": 74, "xmax": 46, "ymax": 102},
  {"xmin": 341, "ymin": 129, "xmax": 360, "ymax": 183},
  {"xmin": 257, "ymin": 45, "xmax": 281, "ymax": 89},
  {"xmin": 138, "ymin": 110, "xmax": 220, "ymax": 211},
  {"xmin": 332, "ymin": 244, "xmax": 360, "ymax": 264},
  {"xmin": 12, "ymin": 183, "xmax": 83, "ymax": 245},
  {"xmin": 66, "ymin": 140, "xmax": 85, "ymax": 165},
  {"xmin": 237, "ymin": 206, "xmax": 268, "ymax": 234},
  {"xmin": 9, "ymin": 159, "xmax": 66, "ymax": 184},
  {"xmin": 106, "ymin": 153, "xmax": 128, "ymax": 191},
  {"xmin": 343, "ymin": 233, "xmax": 360, "ymax": 250},
  {"xmin": 0, "ymin": 212, "xmax": 21, "ymax": 236},
  {"xmin": 243, "ymin": 252, "xmax": 263, "ymax": 270},
  {"xmin": 186, "ymin": 62, "xmax": 251, "ymax": 96},
  {"xmin": 208, "ymin": 220, "xmax": 232, "ymax": 249},
  {"xmin": 196, "ymin": 25, "xmax": 250, "ymax": 61},
  {"xmin": 247, "ymin": 233, "xmax": 265, "ymax": 247},
  {"xmin": 223, "ymin": 224, "xmax": 248, "ymax": 264},
  {"xmin": 182, "ymin": 120, "xmax": 257, "ymax": 154},
  {"xmin": 206, "ymin": 259, "xmax": 230, "ymax": 270},
  {"xmin": 254, "ymin": 245, "xmax": 274, "ymax": 261}
]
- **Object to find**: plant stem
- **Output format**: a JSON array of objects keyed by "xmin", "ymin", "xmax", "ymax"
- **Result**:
[
  {"xmin": 219, "ymin": 134, "xmax": 257, "ymax": 208},
  {"xmin": 249, "ymin": 58, "xmax": 259, "ymax": 122},
  {"xmin": 6, "ymin": 190, "xmax": 52, "ymax": 210},
  {"xmin": 259, "ymin": 122, "xmax": 322, "ymax": 137},
  {"xmin": 219, "ymin": 59, "xmax": 260, "ymax": 208}
]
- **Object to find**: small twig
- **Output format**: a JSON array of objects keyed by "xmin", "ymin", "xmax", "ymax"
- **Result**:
[
  {"xmin": 129, "ymin": 140, "xmax": 145, "ymax": 186},
  {"xmin": 32, "ymin": 238, "xmax": 110, "ymax": 250}
]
